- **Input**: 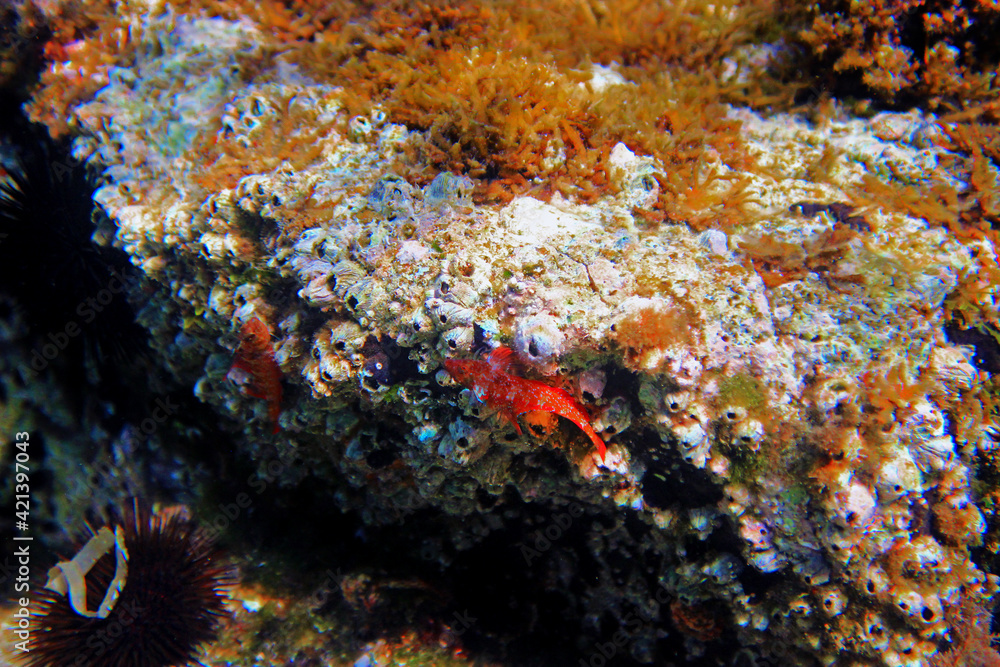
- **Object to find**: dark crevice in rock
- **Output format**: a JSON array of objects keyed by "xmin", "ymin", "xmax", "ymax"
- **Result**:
[
  {"xmin": 635, "ymin": 430, "xmax": 723, "ymax": 511},
  {"xmin": 944, "ymin": 317, "xmax": 1000, "ymax": 374}
]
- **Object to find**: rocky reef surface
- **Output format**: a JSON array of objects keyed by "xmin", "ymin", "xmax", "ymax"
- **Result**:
[{"xmin": 8, "ymin": 2, "xmax": 1000, "ymax": 666}]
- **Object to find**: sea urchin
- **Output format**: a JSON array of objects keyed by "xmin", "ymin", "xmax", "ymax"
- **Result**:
[{"xmin": 22, "ymin": 502, "xmax": 231, "ymax": 667}]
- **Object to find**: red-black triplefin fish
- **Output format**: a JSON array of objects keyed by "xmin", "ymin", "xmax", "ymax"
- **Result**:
[
  {"xmin": 230, "ymin": 315, "xmax": 282, "ymax": 433},
  {"xmin": 443, "ymin": 346, "xmax": 607, "ymax": 461}
]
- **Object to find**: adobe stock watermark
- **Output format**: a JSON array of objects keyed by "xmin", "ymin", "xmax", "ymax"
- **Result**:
[
  {"xmin": 199, "ymin": 440, "xmax": 437, "ymax": 545},
  {"xmin": 131, "ymin": 396, "xmax": 179, "ymax": 438},
  {"xmin": 10, "ymin": 431, "xmax": 33, "ymax": 655},
  {"xmin": 71, "ymin": 396, "xmax": 180, "ymax": 496},
  {"xmin": 0, "ymin": 555, "xmax": 16, "ymax": 589},
  {"xmin": 38, "ymin": 151, "xmax": 90, "ymax": 186},
  {"xmin": 66, "ymin": 600, "xmax": 146, "ymax": 667},
  {"xmin": 200, "ymin": 445, "xmax": 306, "ymax": 542},
  {"xmin": 393, "ymin": 487, "xmax": 433, "ymax": 528},
  {"xmin": 517, "ymin": 501, "xmax": 585, "ymax": 566},
  {"xmin": 22, "ymin": 267, "xmax": 136, "ymax": 376},
  {"xmin": 579, "ymin": 580, "xmax": 673, "ymax": 667},
  {"xmin": 305, "ymin": 567, "xmax": 345, "ymax": 609},
  {"xmin": 302, "ymin": 566, "xmax": 477, "ymax": 638}
]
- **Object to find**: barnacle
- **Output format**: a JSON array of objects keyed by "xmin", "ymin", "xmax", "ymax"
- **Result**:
[
  {"xmin": 424, "ymin": 171, "xmax": 474, "ymax": 209},
  {"xmin": 513, "ymin": 313, "xmax": 566, "ymax": 375},
  {"xmin": 425, "ymin": 298, "xmax": 476, "ymax": 329},
  {"xmin": 367, "ymin": 173, "xmax": 417, "ymax": 221}
]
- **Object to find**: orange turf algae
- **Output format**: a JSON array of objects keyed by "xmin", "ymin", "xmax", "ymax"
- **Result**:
[
  {"xmin": 861, "ymin": 363, "xmax": 932, "ymax": 429},
  {"xmin": 792, "ymin": 0, "xmax": 1000, "ymax": 112},
  {"xmin": 927, "ymin": 597, "xmax": 1000, "ymax": 667},
  {"xmin": 25, "ymin": 0, "xmax": 144, "ymax": 138},
  {"xmin": 735, "ymin": 224, "xmax": 861, "ymax": 290},
  {"xmin": 25, "ymin": 0, "xmax": 783, "ymax": 217},
  {"xmin": 611, "ymin": 301, "xmax": 697, "ymax": 370},
  {"xmin": 840, "ymin": 117, "xmax": 1000, "ymax": 341},
  {"xmin": 188, "ymin": 87, "xmax": 342, "ymax": 193}
]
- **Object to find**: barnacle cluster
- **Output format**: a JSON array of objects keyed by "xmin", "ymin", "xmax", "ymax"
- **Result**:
[{"xmin": 15, "ymin": 0, "xmax": 1000, "ymax": 665}]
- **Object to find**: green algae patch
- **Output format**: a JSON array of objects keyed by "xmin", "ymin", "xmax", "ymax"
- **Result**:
[
  {"xmin": 717, "ymin": 373, "xmax": 768, "ymax": 414},
  {"xmin": 727, "ymin": 445, "xmax": 765, "ymax": 486}
]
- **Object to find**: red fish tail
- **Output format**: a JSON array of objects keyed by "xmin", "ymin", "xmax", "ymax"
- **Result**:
[
  {"xmin": 501, "ymin": 408, "xmax": 523, "ymax": 434},
  {"xmin": 567, "ymin": 413, "xmax": 607, "ymax": 462},
  {"xmin": 270, "ymin": 405, "xmax": 281, "ymax": 433},
  {"xmin": 545, "ymin": 396, "xmax": 607, "ymax": 462},
  {"xmin": 588, "ymin": 428, "xmax": 607, "ymax": 462}
]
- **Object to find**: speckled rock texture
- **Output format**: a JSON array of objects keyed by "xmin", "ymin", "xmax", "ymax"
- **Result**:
[{"xmin": 19, "ymin": 5, "xmax": 1000, "ymax": 666}]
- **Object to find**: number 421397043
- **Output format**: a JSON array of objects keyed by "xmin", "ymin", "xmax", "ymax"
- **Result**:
[{"xmin": 14, "ymin": 431, "xmax": 30, "ymax": 525}]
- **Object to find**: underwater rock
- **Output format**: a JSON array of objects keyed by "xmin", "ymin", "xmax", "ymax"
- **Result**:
[{"xmin": 20, "ymin": 5, "xmax": 1000, "ymax": 666}]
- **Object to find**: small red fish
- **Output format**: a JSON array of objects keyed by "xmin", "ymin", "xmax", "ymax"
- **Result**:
[
  {"xmin": 443, "ymin": 346, "xmax": 607, "ymax": 461},
  {"xmin": 230, "ymin": 315, "xmax": 282, "ymax": 433}
]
